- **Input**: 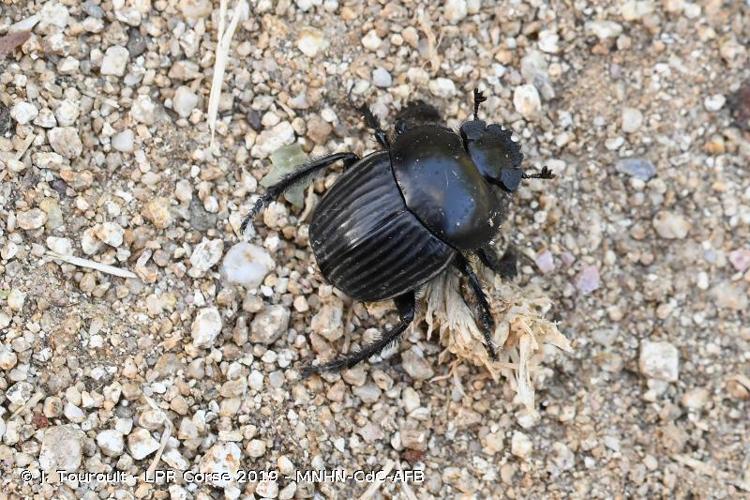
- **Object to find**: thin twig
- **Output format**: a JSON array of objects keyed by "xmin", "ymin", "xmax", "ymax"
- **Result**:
[
  {"xmin": 396, "ymin": 461, "xmax": 418, "ymax": 500},
  {"xmin": 359, "ymin": 459, "xmax": 395, "ymax": 500},
  {"xmin": 208, "ymin": 0, "xmax": 248, "ymax": 149},
  {"xmin": 15, "ymin": 133, "xmax": 35, "ymax": 161},
  {"xmin": 10, "ymin": 391, "xmax": 44, "ymax": 420},
  {"xmin": 47, "ymin": 251, "xmax": 137, "ymax": 279},
  {"xmin": 144, "ymin": 395, "xmax": 173, "ymax": 478}
]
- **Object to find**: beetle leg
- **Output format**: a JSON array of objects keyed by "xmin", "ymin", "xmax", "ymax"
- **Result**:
[
  {"xmin": 240, "ymin": 152, "xmax": 360, "ymax": 234},
  {"xmin": 472, "ymin": 88, "xmax": 487, "ymax": 120},
  {"xmin": 357, "ymin": 103, "xmax": 390, "ymax": 149},
  {"xmin": 301, "ymin": 292, "xmax": 416, "ymax": 376},
  {"xmin": 522, "ymin": 166, "xmax": 555, "ymax": 180},
  {"xmin": 453, "ymin": 254, "xmax": 497, "ymax": 360},
  {"xmin": 476, "ymin": 245, "xmax": 518, "ymax": 280}
]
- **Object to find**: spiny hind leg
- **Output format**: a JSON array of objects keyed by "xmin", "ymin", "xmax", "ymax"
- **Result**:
[
  {"xmin": 453, "ymin": 253, "xmax": 497, "ymax": 360},
  {"xmin": 301, "ymin": 292, "xmax": 416, "ymax": 376},
  {"xmin": 240, "ymin": 152, "xmax": 359, "ymax": 234}
]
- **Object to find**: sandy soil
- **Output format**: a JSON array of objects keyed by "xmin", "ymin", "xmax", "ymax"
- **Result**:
[{"xmin": 0, "ymin": 0, "xmax": 749, "ymax": 498}]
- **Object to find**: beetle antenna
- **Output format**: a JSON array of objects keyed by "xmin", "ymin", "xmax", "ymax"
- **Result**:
[
  {"xmin": 473, "ymin": 88, "xmax": 487, "ymax": 120},
  {"xmin": 522, "ymin": 166, "xmax": 555, "ymax": 180}
]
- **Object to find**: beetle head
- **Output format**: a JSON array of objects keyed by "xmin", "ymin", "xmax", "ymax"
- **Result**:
[{"xmin": 460, "ymin": 120, "xmax": 524, "ymax": 192}]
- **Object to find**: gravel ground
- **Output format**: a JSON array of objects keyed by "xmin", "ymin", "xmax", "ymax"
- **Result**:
[{"xmin": 1, "ymin": 0, "xmax": 749, "ymax": 498}]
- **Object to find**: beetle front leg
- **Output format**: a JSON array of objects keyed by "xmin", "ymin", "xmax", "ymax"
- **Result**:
[
  {"xmin": 453, "ymin": 254, "xmax": 497, "ymax": 360},
  {"xmin": 301, "ymin": 292, "xmax": 416, "ymax": 376},
  {"xmin": 476, "ymin": 245, "xmax": 517, "ymax": 280},
  {"xmin": 356, "ymin": 103, "xmax": 390, "ymax": 149},
  {"xmin": 240, "ymin": 152, "xmax": 360, "ymax": 234}
]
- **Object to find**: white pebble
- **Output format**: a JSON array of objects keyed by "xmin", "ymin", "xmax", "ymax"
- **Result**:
[
  {"xmin": 639, "ymin": 341, "xmax": 679, "ymax": 382},
  {"xmin": 361, "ymin": 30, "xmax": 382, "ymax": 51},
  {"xmin": 372, "ymin": 67, "xmax": 392, "ymax": 88},
  {"xmin": 444, "ymin": 0, "xmax": 467, "ymax": 23},
  {"xmin": 585, "ymin": 20, "xmax": 623, "ymax": 40},
  {"xmin": 297, "ymin": 27, "xmax": 329, "ymax": 57},
  {"xmin": 95, "ymin": 222, "xmax": 125, "ymax": 247},
  {"xmin": 100, "ymin": 46, "xmax": 130, "ymax": 77},
  {"xmin": 199, "ymin": 442, "xmax": 241, "ymax": 489},
  {"xmin": 97, "ymin": 430, "xmax": 125, "ymax": 457},
  {"xmin": 621, "ymin": 107, "xmax": 643, "ymax": 133},
  {"xmin": 48, "ymin": 127, "xmax": 83, "ymax": 159},
  {"xmin": 252, "ymin": 121, "xmax": 295, "ymax": 159},
  {"xmin": 221, "ymin": 242, "xmax": 275, "ymax": 289},
  {"xmin": 428, "ymin": 78, "xmax": 456, "ymax": 98},
  {"xmin": 173, "ymin": 86, "xmax": 199, "ymax": 118},
  {"xmin": 54, "ymin": 100, "xmax": 79, "ymax": 126},
  {"xmin": 652, "ymin": 211, "xmax": 690, "ymax": 239},
  {"xmin": 131, "ymin": 95, "xmax": 156, "ymax": 125},
  {"xmin": 511, "ymin": 431, "xmax": 533, "ymax": 458},
  {"xmin": 11, "ymin": 102, "xmax": 38, "ymax": 125},
  {"xmin": 127, "ymin": 428, "xmax": 160, "ymax": 460},
  {"xmin": 189, "ymin": 239, "xmax": 224, "ymax": 277},
  {"xmin": 513, "ymin": 84, "xmax": 542, "ymax": 120},
  {"xmin": 704, "ymin": 94, "xmax": 725, "ymax": 111},
  {"xmin": 46, "ymin": 236, "xmax": 73, "ymax": 255},
  {"xmin": 112, "ymin": 129, "xmax": 135, "ymax": 153},
  {"xmin": 39, "ymin": 425, "xmax": 83, "ymax": 473},
  {"xmin": 191, "ymin": 307, "xmax": 223, "ymax": 348}
]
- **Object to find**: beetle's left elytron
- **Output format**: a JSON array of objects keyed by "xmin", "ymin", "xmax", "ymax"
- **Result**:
[{"xmin": 242, "ymin": 90, "xmax": 554, "ymax": 375}]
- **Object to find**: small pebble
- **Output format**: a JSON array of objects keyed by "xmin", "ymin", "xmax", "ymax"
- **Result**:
[
  {"xmin": 97, "ymin": 429, "xmax": 125, "ymax": 457},
  {"xmin": 361, "ymin": 30, "xmax": 382, "ymax": 51},
  {"xmin": 48, "ymin": 127, "xmax": 83, "ymax": 159},
  {"xmin": 639, "ymin": 341, "xmax": 679, "ymax": 382},
  {"xmin": 189, "ymin": 239, "xmax": 224, "ymax": 277},
  {"xmin": 39, "ymin": 425, "xmax": 83, "ymax": 473},
  {"xmin": 11, "ymin": 101, "xmax": 38, "ymax": 125},
  {"xmin": 511, "ymin": 431, "xmax": 532, "ymax": 458},
  {"xmin": 372, "ymin": 67, "xmax": 392, "ymax": 88},
  {"xmin": 535, "ymin": 251, "xmax": 555, "ymax": 273},
  {"xmin": 17, "ymin": 209, "xmax": 47, "ymax": 230},
  {"xmin": 575, "ymin": 265, "xmax": 600, "ymax": 294},
  {"xmin": 100, "ymin": 46, "xmax": 130, "ymax": 76},
  {"xmin": 728, "ymin": 248, "xmax": 750, "ymax": 272},
  {"xmin": 221, "ymin": 242, "xmax": 275, "ymax": 289},
  {"xmin": 616, "ymin": 158, "xmax": 656, "ymax": 181},
  {"xmin": 652, "ymin": 211, "xmax": 691, "ymax": 239},
  {"xmin": 513, "ymin": 84, "xmax": 542, "ymax": 120},
  {"xmin": 112, "ymin": 129, "xmax": 135, "ymax": 153},
  {"xmin": 173, "ymin": 86, "xmax": 199, "ymax": 118},
  {"xmin": 585, "ymin": 20, "xmax": 623, "ymax": 40},
  {"xmin": 428, "ymin": 78, "xmax": 456, "ymax": 98},
  {"xmin": 401, "ymin": 348, "xmax": 434, "ymax": 380},
  {"xmin": 621, "ymin": 107, "xmax": 643, "ymax": 133},
  {"xmin": 444, "ymin": 0, "xmax": 468, "ymax": 23},
  {"xmin": 127, "ymin": 428, "xmax": 160, "ymax": 460},
  {"xmin": 250, "ymin": 305, "xmax": 290, "ymax": 345},
  {"xmin": 191, "ymin": 307, "xmax": 223, "ymax": 348},
  {"xmin": 297, "ymin": 27, "xmax": 329, "ymax": 57},
  {"xmin": 199, "ymin": 442, "xmax": 241, "ymax": 489}
]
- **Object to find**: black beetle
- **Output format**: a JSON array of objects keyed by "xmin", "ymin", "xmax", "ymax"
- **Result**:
[{"xmin": 242, "ymin": 90, "xmax": 554, "ymax": 375}]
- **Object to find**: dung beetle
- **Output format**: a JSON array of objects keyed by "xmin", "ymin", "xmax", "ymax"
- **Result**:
[{"xmin": 242, "ymin": 90, "xmax": 554, "ymax": 375}]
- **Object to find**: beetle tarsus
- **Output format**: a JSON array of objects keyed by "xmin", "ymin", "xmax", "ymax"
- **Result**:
[
  {"xmin": 454, "ymin": 254, "xmax": 497, "ymax": 360},
  {"xmin": 301, "ymin": 292, "xmax": 416, "ymax": 375},
  {"xmin": 522, "ymin": 166, "xmax": 555, "ymax": 180},
  {"xmin": 357, "ymin": 104, "xmax": 390, "ymax": 148},
  {"xmin": 473, "ymin": 88, "xmax": 487, "ymax": 120}
]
